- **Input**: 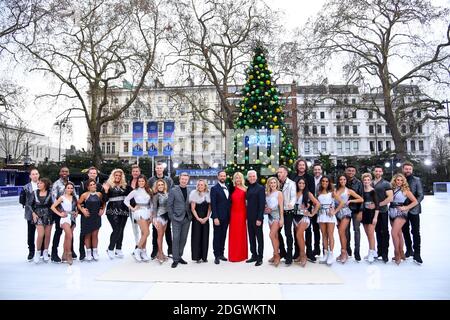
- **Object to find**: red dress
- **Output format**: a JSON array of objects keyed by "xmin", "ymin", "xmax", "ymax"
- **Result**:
[{"xmin": 228, "ymin": 187, "xmax": 248, "ymax": 262}]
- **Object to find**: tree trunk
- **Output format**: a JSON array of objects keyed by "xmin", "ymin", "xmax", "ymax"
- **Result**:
[
  {"xmin": 90, "ymin": 127, "xmax": 102, "ymax": 169},
  {"xmin": 382, "ymin": 88, "xmax": 407, "ymax": 160}
]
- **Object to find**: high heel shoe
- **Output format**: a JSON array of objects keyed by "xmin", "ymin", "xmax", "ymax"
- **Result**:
[
  {"xmin": 268, "ymin": 255, "xmax": 275, "ymax": 263},
  {"xmin": 300, "ymin": 253, "xmax": 307, "ymax": 267},
  {"xmin": 67, "ymin": 252, "xmax": 73, "ymax": 265},
  {"xmin": 273, "ymin": 254, "xmax": 281, "ymax": 267},
  {"xmin": 62, "ymin": 252, "xmax": 67, "ymax": 263},
  {"xmin": 339, "ymin": 250, "xmax": 348, "ymax": 264}
]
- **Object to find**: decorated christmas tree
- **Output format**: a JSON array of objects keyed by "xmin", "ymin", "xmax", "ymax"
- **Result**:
[{"xmin": 225, "ymin": 47, "xmax": 297, "ymax": 184}]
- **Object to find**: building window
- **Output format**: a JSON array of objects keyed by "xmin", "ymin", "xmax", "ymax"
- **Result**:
[
  {"xmin": 321, "ymin": 141, "xmax": 326, "ymax": 152},
  {"xmin": 370, "ymin": 141, "xmax": 375, "ymax": 152},
  {"xmin": 344, "ymin": 125, "xmax": 349, "ymax": 135},
  {"xmin": 337, "ymin": 125, "xmax": 342, "ymax": 135},
  {"xmin": 369, "ymin": 125, "xmax": 374, "ymax": 134},
  {"xmin": 123, "ymin": 124, "xmax": 129, "ymax": 133},
  {"xmin": 386, "ymin": 126, "xmax": 391, "ymax": 134},
  {"xmin": 312, "ymin": 112, "xmax": 317, "ymax": 119},
  {"xmin": 353, "ymin": 141, "xmax": 359, "ymax": 151},
  {"xmin": 313, "ymin": 141, "xmax": 319, "ymax": 153},
  {"xmin": 180, "ymin": 122, "xmax": 186, "ymax": 132},
  {"xmin": 401, "ymin": 125, "xmax": 406, "ymax": 134},
  {"xmin": 101, "ymin": 143, "xmax": 105, "ymax": 153},
  {"xmin": 352, "ymin": 110, "xmax": 357, "ymax": 118},
  {"xmin": 123, "ymin": 141, "xmax": 129, "ymax": 153},
  {"xmin": 158, "ymin": 96, "xmax": 163, "ymax": 103},
  {"xmin": 419, "ymin": 140, "xmax": 424, "ymax": 151},
  {"xmin": 111, "ymin": 142, "xmax": 115, "ymax": 154},
  {"xmin": 337, "ymin": 141, "xmax": 342, "ymax": 153},
  {"xmin": 411, "ymin": 140, "xmax": 416, "ymax": 152},
  {"xmin": 304, "ymin": 125, "xmax": 309, "ymax": 135},
  {"xmin": 321, "ymin": 126, "xmax": 326, "ymax": 135},
  {"xmin": 320, "ymin": 112, "xmax": 325, "ymax": 119},
  {"xmin": 409, "ymin": 125, "xmax": 414, "ymax": 134},
  {"xmin": 378, "ymin": 141, "xmax": 383, "ymax": 152},
  {"xmin": 368, "ymin": 111, "xmax": 373, "ymax": 119},
  {"xmin": 386, "ymin": 141, "xmax": 391, "ymax": 150},
  {"xmin": 106, "ymin": 142, "xmax": 111, "ymax": 154},
  {"xmin": 377, "ymin": 125, "xmax": 382, "ymax": 134},
  {"xmin": 135, "ymin": 110, "xmax": 140, "ymax": 119},
  {"xmin": 345, "ymin": 141, "xmax": 351, "ymax": 152},
  {"xmin": 418, "ymin": 125, "xmax": 422, "ymax": 134},
  {"xmin": 344, "ymin": 98, "xmax": 349, "ymax": 104},
  {"xmin": 113, "ymin": 125, "xmax": 119, "ymax": 134},
  {"xmin": 304, "ymin": 114, "xmax": 308, "ymax": 120},
  {"xmin": 352, "ymin": 98, "xmax": 356, "ymax": 105},
  {"xmin": 102, "ymin": 125, "xmax": 107, "ymax": 134},
  {"xmin": 304, "ymin": 141, "xmax": 310, "ymax": 153},
  {"xmin": 124, "ymin": 110, "xmax": 129, "ymax": 118},
  {"xmin": 344, "ymin": 111, "xmax": 349, "ymax": 119},
  {"xmin": 353, "ymin": 125, "xmax": 358, "ymax": 134},
  {"xmin": 417, "ymin": 111, "xmax": 422, "ymax": 118},
  {"xmin": 336, "ymin": 111, "xmax": 341, "ymax": 119},
  {"xmin": 312, "ymin": 126, "xmax": 318, "ymax": 135},
  {"xmin": 215, "ymin": 138, "xmax": 221, "ymax": 152}
]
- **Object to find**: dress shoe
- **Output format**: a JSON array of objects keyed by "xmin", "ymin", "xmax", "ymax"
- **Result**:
[
  {"xmin": 214, "ymin": 257, "xmax": 220, "ymax": 264},
  {"xmin": 171, "ymin": 261, "xmax": 178, "ymax": 268},
  {"xmin": 413, "ymin": 253, "xmax": 423, "ymax": 265},
  {"xmin": 79, "ymin": 252, "xmax": 86, "ymax": 261},
  {"xmin": 354, "ymin": 251, "xmax": 361, "ymax": 262},
  {"xmin": 405, "ymin": 249, "xmax": 414, "ymax": 258},
  {"xmin": 27, "ymin": 251, "xmax": 34, "ymax": 261},
  {"xmin": 313, "ymin": 248, "xmax": 321, "ymax": 256},
  {"xmin": 202, "ymin": 259, "xmax": 208, "ymax": 263},
  {"xmin": 151, "ymin": 248, "xmax": 158, "ymax": 259},
  {"xmin": 51, "ymin": 254, "xmax": 61, "ymax": 263},
  {"xmin": 255, "ymin": 260, "xmax": 263, "ymax": 267},
  {"xmin": 382, "ymin": 255, "xmax": 389, "ymax": 263},
  {"xmin": 285, "ymin": 257, "xmax": 293, "ymax": 265},
  {"xmin": 246, "ymin": 257, "xmax": 257, "ymax": 263},
  {"xmin": 347, "ymin": 248, "xmax": 352, "ymax": 256},
  {"xmin": 71, "ymin": 252, "xmax": 77, "ymax": 259},
  {"xmin": 179, "ymin": 258, "xmax": 188, "ymax": 264},
  {"xmin": 219, "ymin": 256, "xmax": 228, "ymax": 261},
  {"xmin": 307, "ymin": 253, "xmax": 317, "ymax": 263}
]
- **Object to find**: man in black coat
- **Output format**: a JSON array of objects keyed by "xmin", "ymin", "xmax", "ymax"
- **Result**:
[
  {"xmin": 402, "ymin": 162, "xmax": 424, "ymax": 264},
  {"xmin": 345, "ymin": 165, "xmax": 363, "ymax": 262},
  {"xmin": 245, "ymin": 170, "xmax": 265, "ymax": 266},
  {"xmin": 210, "ymin": 170, "xmax": 231, "ymax": 264}
]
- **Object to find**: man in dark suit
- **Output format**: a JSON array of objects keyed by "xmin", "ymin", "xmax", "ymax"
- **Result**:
[
  {"xmin": 210, "ymin": 170, "xmax": 231, "ymax": 264},
  {"xmin": 245, "ymin": 170, "xmax": 265, "ymax": 266},
  {"xmin": 402, "ymin": 162, "xmax": 424, "ymax": 264},
  {"xmin": 167, "ymin": 172, "xmax": 192, "ymax": 268}
]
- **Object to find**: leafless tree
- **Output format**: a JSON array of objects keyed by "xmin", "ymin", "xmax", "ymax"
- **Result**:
[
  {"xmin": 14, "ymin": 0, "xmax": 168, "ymax": 168},
  {"xmin": 431, "ymin": 132, "xmax": 450, "ymax": 178},
  {"xmin": 165, "ymin": 0, "xmax": 280, "ymax": 129},
  {"xmin": 290, "ymin": 0, "xmax": 450, "ymax": 158}
]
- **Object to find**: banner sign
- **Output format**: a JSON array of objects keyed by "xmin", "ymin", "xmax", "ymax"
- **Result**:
[
  {"xmin": 163, "ymin": 121, "xmax": 175, "ymax": 156},
  {"xmin": 132, "ymin": 122, "xmax": 144, "ymax": 156},
  {"xmin": 147, "ymin": 121, "xmax": 158, "ymax": 157}
]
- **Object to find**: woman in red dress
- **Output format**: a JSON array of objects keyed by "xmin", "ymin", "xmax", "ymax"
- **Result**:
[{"xmin": 228, "ymin": 172, "xmax": 248, "ymax": 262}]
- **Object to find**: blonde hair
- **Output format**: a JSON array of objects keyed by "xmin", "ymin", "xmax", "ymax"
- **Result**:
[
  {"xmin": 232, "ymin": 172, "xmax": 247, "ymax": 189},
  {"xmin": 196, "ymin": 179, "xmax": 209, "ymax": 193},
  {"xmin": 153, "ymin": 178, "xmax": 168, "ymax": 194},
  {"xmin": 106, "ymin": 168, "xmax": 127, "ymax": 189},
  {"xmin": 391, "ymin": 173, "xmax": 410, "ymax": 192},
  {"xmin": 265, "ymin": 177, "xmax": 280, "ymax": 194},
  {"xmin": 361, "ymin": 172, "xmax": 373, "ymax": 181}
]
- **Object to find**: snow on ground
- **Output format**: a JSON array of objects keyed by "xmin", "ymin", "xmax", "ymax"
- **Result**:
[{"xmin": 0, "ymin": 195, "xmax": 449, "ymax": 299}]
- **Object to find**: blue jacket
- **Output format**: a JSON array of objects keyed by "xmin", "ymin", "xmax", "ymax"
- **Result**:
[{"xmin": 210, "ymin": 183, "xmax": 231, "ymax": 221}]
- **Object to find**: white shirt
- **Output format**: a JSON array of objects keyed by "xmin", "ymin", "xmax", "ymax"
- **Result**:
[
  {"xmin": 314, "ymin": 175, "xmax": 322, "ymax": 195},
  {"xmin": 219, "ymin": 182, "xmax": 229, "ymax": 199},
  {"xmin": 31, "ymin": 181, "xmax": 38, "ymax": 192}
]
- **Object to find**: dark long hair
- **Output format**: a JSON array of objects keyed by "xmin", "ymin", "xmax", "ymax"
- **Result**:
[
  {"xmin": 137, "ymin": 174, "xmax": 152, "ymax": 196},
  {"xmin": 296, "ymin": 177, "xmax": 309, "ymax": 207},
  {"xmin": 318, "ymin": 176, "xmax": 334, "ymax": 194},
  {"xmin": 335, "ymin": 174, "xmax": 347, "ymax": 190}
]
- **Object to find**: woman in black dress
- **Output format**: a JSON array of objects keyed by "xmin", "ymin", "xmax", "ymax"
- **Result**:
[
  {"xmin": 31, "ymin": 178, "xmax": 53, "ymax": 264},
  {"xmin": 103, "ymin": 169, "xmax": 131, "ymax": 259},
  {"xmin": 189, "ymin": 179, "xmax": 211, "ymax": 263},
  {"xmin": 77, "ymin": 179, "xmax": 105, "ymax": 261},
  {"xmin": 361, "ymin": 173, "xmax": 380, "ymax": 264}
]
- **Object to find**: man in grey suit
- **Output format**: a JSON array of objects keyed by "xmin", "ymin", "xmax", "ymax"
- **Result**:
[
  {"xmin": 21, "ymin": 168, "xmax": 41, "ymax": 261},
  {"xmin": 402, "ymin": 162, "xmax": 424, "ymax": 264},
  {"xmin": 168, "ymin": 172, "xmax": 192, "ymax": 268}
]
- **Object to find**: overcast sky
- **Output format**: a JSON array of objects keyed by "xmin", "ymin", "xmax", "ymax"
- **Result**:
[{"xmin": 2, "ymin": 0, "xmax": 449, "ymax": 150}]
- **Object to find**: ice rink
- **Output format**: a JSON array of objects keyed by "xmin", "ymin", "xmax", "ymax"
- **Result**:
[{"xmin": 0, "ymin": 195, "xmax": 449, "ymax": 300}]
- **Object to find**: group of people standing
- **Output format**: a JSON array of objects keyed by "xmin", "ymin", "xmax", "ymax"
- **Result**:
[{"xmin": 21, "ymin": 159, "xmax": 424, "ymax": 268}]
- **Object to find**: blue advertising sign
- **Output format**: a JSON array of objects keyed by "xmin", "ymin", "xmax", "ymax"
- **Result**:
[
  {"xmin": 147, "ymin": 121, "xmax": 158, "ymax": 157},
  {"xmin": 163, "ymin": 121, "xmax": 175, "ymax": 156},
  {"xmin": 132, "ymin": 122, "xmax": 144, "ymax": 156}
]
